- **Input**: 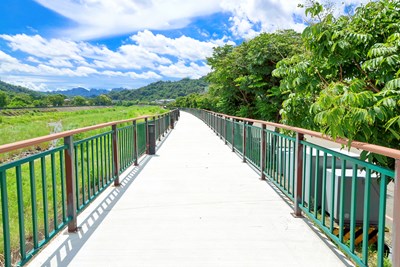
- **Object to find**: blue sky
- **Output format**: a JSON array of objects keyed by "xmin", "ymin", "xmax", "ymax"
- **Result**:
[{"xmin": 0, "ymin": 0, "xmax": 370, "ymax": 91}]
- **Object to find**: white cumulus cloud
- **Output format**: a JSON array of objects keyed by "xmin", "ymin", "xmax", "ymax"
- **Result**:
[
  {"xmin": 34, "ymin": 0, "xmax": 222, "ymax": 40},
  {"xmin": 158, "ymin": 61, "xmax": 211, "ymax": 79},
  {"xmin": 130, "ymin": 30, "xmax": 216, "ymax": 61}
]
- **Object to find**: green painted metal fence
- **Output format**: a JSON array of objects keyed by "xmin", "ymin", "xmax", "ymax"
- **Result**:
[
  {"xmin": 0, "ymin": 109, "xmax": 179, "ymax": 266},
  {"xmin": 188, "ymin": 108, "xmax": 399, "ymax": 267}
]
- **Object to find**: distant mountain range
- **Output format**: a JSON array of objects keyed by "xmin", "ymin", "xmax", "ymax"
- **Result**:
[
  {"xmin": 0, "ymin": 77, "xmax": 208, "ymax": 103},
  {"xmin": 47, "ymin": 87, "xmax": 125, "ymax": 97}
]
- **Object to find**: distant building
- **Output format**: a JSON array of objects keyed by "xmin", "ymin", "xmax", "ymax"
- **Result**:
[{"xmin": 154, "ymin": 99, "xmax": 175, "ymax": 104}]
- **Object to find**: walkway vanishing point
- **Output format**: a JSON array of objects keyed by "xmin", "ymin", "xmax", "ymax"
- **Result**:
[{"xmin": 26, "ymin": 111, "xmax": 353, "ymax": 267}]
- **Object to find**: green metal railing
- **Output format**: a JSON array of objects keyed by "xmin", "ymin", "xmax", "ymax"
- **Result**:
[
  {"xmin": 74, "ymin": 131, "xmax": 115, "ymax": 212},
  {"xmin": 0, "ymin": 109, "xmax": 179, "ymax": 266},
  {"xmin": 188, "ymin": 108, "xmax": 399, "ymax": 267},
  {"xmin": 0, "ymin": 146, "xmax": 68, "ymax": 266}
]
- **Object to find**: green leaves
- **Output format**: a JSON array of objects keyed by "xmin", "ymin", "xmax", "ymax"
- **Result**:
[
  {"xmin": 384, "ymin": 78, "xmax": 400, "ymax": 90},
  {"xmin": 305, "ymin": 2, "xmax": 323, "ymax": 18},
  {"xmin": 205, "ymin": 30, "xmax": 302, "ymax": 120}
]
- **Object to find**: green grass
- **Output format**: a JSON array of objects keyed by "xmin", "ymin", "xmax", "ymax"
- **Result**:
[
  {"xmin": 0, "ymin": 105, "xmax": 166, "ymax": 265},
  {"xmin": 0, "ymin": 106, "xmax": 166, "ymax": 163}
]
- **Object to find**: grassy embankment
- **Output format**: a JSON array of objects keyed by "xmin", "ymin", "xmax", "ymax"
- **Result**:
[{"xmin": 0, "ymin": 106, "xmax": 165, "ymax": 162}]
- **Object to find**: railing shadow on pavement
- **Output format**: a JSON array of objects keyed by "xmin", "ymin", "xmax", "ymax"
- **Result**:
[
  {"xmin": 31, "ymin": 128, "xmax": 175, "ymax": 267},
  {"xmin": 242, "ymin": 156, "xmax": 354, "ymax": 266}
]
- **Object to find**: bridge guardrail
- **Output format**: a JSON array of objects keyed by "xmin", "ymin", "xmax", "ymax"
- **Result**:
[
  {"xmin": 0, "ymin": 109, "xmax": 179, "ymax": 267},
  {"xmin": 186, "ymin": 108, "xmax": 399, "ymax": 267}
]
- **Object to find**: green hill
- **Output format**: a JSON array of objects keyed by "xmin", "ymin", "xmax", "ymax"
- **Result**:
[
  {"xmin": 0, "ymin": 80, "xmax": 44, "ymax": 98},
  {"xmin": 107, "ymin": 77, "xmax": 209, "ymax": 102}
]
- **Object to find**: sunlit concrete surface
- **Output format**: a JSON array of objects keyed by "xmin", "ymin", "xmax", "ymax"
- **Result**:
[{"xmin": 27, "ymin": 112, "xmax": 353, "ymax": 267}]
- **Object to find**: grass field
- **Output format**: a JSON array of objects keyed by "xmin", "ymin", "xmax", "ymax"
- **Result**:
[{"xmin": 0, "ymin": 105, "xmax": 166, "ymax": 162}]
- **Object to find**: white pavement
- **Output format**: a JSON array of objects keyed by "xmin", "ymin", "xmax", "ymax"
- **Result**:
[{"xmin": 28, "ymin": 112, "xmax": 353, "ymax": 267}]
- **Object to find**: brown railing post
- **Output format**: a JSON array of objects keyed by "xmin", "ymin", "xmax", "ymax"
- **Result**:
[
  {"xmin": 212, "ymin": 113, "xmax": 215, "ymax": 133},
  {"xmin": 145, "ymin": 118, "xmax": 149, "ymax": 154},
  {"xmin": 217, "ymin": 115, "xmax": 220, "ymax": 137},
  {"xmin": 148, "ymin": 123, "xmax": 156, "ymax": 155},
  {"xmin": 157, "ymin": 116, "xmax": 161, "ymax": 141},
  {"xmin": 162, "ymin": 115, "xmax": 165, "ymax": 137},
  {"xmin": 260, "ymin": 124, "xmax": 266, "ymax": 180},
  {"xmin": 242, "ymin": 121, "xmax": 246, "ymax": 163},
  {"xmin": 220, "ymin": 116, "xmax": 223, "ymax": 140},
  {"xmin": 133, "ymin": 120, "xmax": 138, "ymax": 166},
  {"xmin": 112, "ymin": 124, "xmax": 120, "ymax": 186},
  {"xmin": 214, "ymin": 114, "xmax": 217, "ymax": 133},
  {"xmin": 170, "ymin": 114, "xmax": 175, "ymax": 129},
  {"xmin": 393, "ymin": 159, "xmax": 400, "ymax": 267},
  {"xmin": 224, "ymin": 117, "xmax": 228, "ymax": 145},
  {"xmin": 231, "ymin": 119, "xmax": 235, "ymax": 152},
  {"xmin": 293, "ymin": 132, "xmax": 304, "ymax": 217},
  {"xmin": 64, "ymin": 135, "xmax": 77, "ymax": 232},
  {"xmin": 217, "ymin": 115, "xmax": 220, "ymax": 138}
]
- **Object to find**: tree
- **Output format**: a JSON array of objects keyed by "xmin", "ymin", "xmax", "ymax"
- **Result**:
[
  {"xmin": 273, "ymin": 0, "xmax": 400, "ymax": 167},
  {"xmin": 94, "ymin": 94, "xmax": 112, "ymax": 106},
  {"xmin": 0, "ymin": 91, "xmax": 8, "ymax": 107},
  {"xmin": 71, "ymin": 96, "xmax": 87, "ymax": 106},
  {"xmin": 47, "ymin": 94, "xmax": 65, "ymax": 107},
  {"xmin": 33, "ymin": 99, "xmax": 50, "ymax": 107},
  {"xmin": 206, "ymin": 30, "xmax": 303, "ymax": 121},
  {"xmin": 7, "ymin": 94, "xmax": 33, "ymax": 107}
]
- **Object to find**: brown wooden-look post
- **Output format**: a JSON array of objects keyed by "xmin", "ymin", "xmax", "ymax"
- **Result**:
[
  {"xmin": 211, "ymin": 113, "xmax": 214, "ymax": 131},
  {"xmin": 157, "ymin": 116, "xmax": 162, "ymax": 141},
  {"xmin": 393, "ymin": 159, "xmax": 400, "ymax": 267},
  {"xmin": 133, "ymin": 120, "xmax": 138, "ymax": 166},
  {"xmin": 214, "ymin": 114, "xmax": 217, "ymax": 134},
  {"xmin": 217, "ymin": 115, "xmax": 219, "ymax": 135},
  {"xmin": 232, "ymin": 119, "xmax": 235, "ymax": 152},
  {"xmin": 242, "ymin": 120, "xmax": 247, "ymax": 163},
  {"xmin": 112, "ymin": 124, "xmax": 120, "ymax": 186},
  {"xmin": 260, "ymin": 124, "xmax": 266, "ymax": 180},
  {"xmin": 224, "ymin": 117, "xmax": 228, "ymax": 145},
  {"xmin": 293, "ymin": 132, "xmax": 304, "ymax": 217},
  {"xmin": 64, "ymin": 136, "xmax": 77, "ymax": 232},
  {"xmin": 162, "ymin": 115, "xmax": 166, "ymax": 136},
  {"xmin": 220, "ymin": 116, "xmax": 223, "ymax": 140},
  {"xmin": 216, "ymin": 115, "xmax": 220, "ymax": 137},
  {"xmin": 145, "ymin": 118, "xmax": 149, "ymax": 154},
  {"xmin": 170, "ymin": 114, "xmax": 175, "ymax": 129}
]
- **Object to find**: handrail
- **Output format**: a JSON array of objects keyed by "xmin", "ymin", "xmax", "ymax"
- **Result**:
[
  {"xmin": 0, "ymin": 111, "xmax": 172, "ymax": 154},
  {"xmin": 204, "ymin": 109, "xmax": 400, "ymax": 160}
]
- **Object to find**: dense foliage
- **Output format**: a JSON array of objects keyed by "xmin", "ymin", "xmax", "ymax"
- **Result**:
[
  {"xmin": 207, "ymin": 30, "xmax": 303, "ymax": 120},
  {"xmin": 173, "ymin": 0, "xmax": 399, "ymax": 168},
  {"xmin": 274, "ymin": 0, "xmax": 400, "ymax": 166},
  {"xmin": 172, "ymin": 30, "xmax": 303, "ymax": 121}
]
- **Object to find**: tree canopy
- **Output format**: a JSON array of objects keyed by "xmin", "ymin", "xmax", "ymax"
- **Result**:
[{"xmin": 206, "ymin": 30, "xmax": 303, "ymax": 120}]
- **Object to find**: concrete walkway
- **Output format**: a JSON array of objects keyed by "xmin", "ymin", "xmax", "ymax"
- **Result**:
[{"xmin": 28, "ymin": 112, "xmax": 352, "ymax": 267}]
